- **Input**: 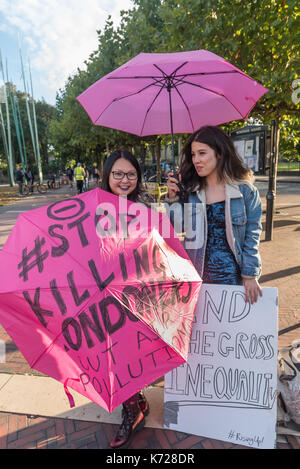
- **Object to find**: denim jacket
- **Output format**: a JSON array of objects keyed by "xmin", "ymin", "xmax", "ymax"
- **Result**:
[{"xmin": 165, "ymin": 181, "xmax": 262, "ymax": 279}]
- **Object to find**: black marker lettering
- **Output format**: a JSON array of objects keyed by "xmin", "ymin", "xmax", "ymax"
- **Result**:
[
  {"xmin": 67, "ymin": 270, "xmax": 90, "ymax": 306},
  {"xmin": 88, "ymin": 259, "xmax": 115, "ymax": 292},
  {"xmin": 152, "ymin": 244, "xmax": 166, "ymax": 274},
  {"xmin": 80, "ymin": 373, "xmax": 90, "ymax": 391},
  {"xmin": 67, "ymin": 212, "xmax": 91, "ymax": 247},
  {"xmin": 62, "ymin": 317, "xmax": 82, "ymax": 351},
  {"xmin": 18, "ymin": 236, "xmax": 49, "ymax": 282},
  {"xmin": 115, "ymin": 373, "xmax": 130, "ymax": 389},
  {"xmin": 99, "ymin": 296, "xmax": 126, "ymax": 335},
  {"xmin": 128, "ymin": 359, "xmax": 143, "ymax": 379},
  {"xmin": 137, "ymin": 331, "xmax": 153, "ymax": 349},
  {"xmin": 92, "ymin": 376, "xmax": 103, "ymax": 395},
  {"xmin": 48, "ymin": 224, "xmax": 69, "ymax": 257},
  {"xmin": 119, "ymin": 252, "xmax": 128, "ymax": 281},
  {"xmin": 102, "ymin": 342, "xmax": 118, "ymax": 365},
  {"xmin": 50, "ymin": 278, "xmax": 67, "ymax": 315},
  {"xmin": 23, "ymin": 288, "xmax": 53, "ymax": 328},
  {"xmin": 78, "ymin": 305, "xmax": 106, "ymax": 348},
  {"xmin": 87, "ymin": 355, "xmax": 101, "ymax": 372},
  {"xmin": 133, "ymin": 245, "xmax": 150, "ymax": 278}
]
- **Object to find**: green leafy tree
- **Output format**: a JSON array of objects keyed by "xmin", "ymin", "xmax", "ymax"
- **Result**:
[
  {"xmin": 157, "ymin": 0, "xmax": 300, "ymax": 141},
  {"xmin": 49, "ymin": 0, "xmax": 300, "ymax": 174}
]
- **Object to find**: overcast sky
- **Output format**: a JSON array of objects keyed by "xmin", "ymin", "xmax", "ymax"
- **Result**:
[{"xmin": 0, "ymin": 0, "xmax": 133, "ymax": 105}]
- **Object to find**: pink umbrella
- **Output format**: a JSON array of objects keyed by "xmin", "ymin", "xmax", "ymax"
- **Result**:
[
  {"xmin": 76, "ymin": 49, "xmax": 268, "ymax": 169},
  {"xmin": 0, "ymin": 188, "xmax": 202, "ymax": 412}
]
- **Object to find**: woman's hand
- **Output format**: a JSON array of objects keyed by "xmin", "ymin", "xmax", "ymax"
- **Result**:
[
  {"xmin": 167, "ymin": 172, "xmax": 180, "ymax": 199},
  {"xmin": 243, "ymin": 277, "xmax": 263, "ymax": 304}
]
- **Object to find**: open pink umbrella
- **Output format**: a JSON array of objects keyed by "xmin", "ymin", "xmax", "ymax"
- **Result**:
[
  {"xmin": 76, "ymin": 49, "xmax": 268, "ymax": 169},
  {"xmin": 0, "ymin": 188, "xmax": 202, "ymax": 412}
]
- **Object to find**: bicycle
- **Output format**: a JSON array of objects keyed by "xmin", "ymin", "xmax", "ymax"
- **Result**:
[{"xmin": 22, "ymin": 181, "xmax": 48, "ymax": 196}]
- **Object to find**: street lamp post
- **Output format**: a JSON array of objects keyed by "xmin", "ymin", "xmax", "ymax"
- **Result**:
[{"xmin": 265, "ymin": 120, "xmax": 279, "ymax": 241}]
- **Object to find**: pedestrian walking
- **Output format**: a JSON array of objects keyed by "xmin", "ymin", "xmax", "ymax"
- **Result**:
[
  {"xmin": 25, "ymin": 166, "xmax": 34, "ymax": 193},
  {"xmin": 166, "ymin": 125, "xmax": 263, "ymax": 304},
  {"xmin": 67, "ymin": 166, "xmax": 74, "ymax": 187},
  {"xmin": 74, "ymin": 162, "xmax": 85, "ymax": 194},
  {"xmin": 15, "ymin": 165, "xmax": 24, "ymax": 197},
  {"xmin": 47, "ymin": 173, "xmax": 56, "ymax": 189},
  {"xmin": 83, "ymin": 164, "xmax": 89, "ymax": 191},
  {"xmin": 100, "ymin": 149, "xmax": 153, "ymax": 448},
  {"xmin": 93, "ymin": 164, "xmax": 100, "ymax": 185}
]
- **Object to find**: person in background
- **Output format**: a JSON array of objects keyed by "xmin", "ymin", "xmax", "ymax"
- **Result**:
[
  {"xmin": 93, "ymin": 164, "xmax": 100, "ymax": 185},
  {"xmin": 166, "ymin": 125, "xmax": 263, "ymax": 305},
  {"xmin": 67, "ymin": 166, "xmax": 74, "ymax": 188},
  {"xmin": 74, "ymin": 162, "xmax": 85, "ymax": 194},
  {"xmin": 83, "ymin": 164, "xmax": 89, "ymax": 191},
  {"xmin": 15, "ymin": 165, "xmax": 24, "ymax": 197},
  {"xmin": 47, "ymin": 173, "xmax": 56, "ymax": 189},
  {"xmin": 25, "ymin": 166, "xmax": 34, "ymax": 193}
]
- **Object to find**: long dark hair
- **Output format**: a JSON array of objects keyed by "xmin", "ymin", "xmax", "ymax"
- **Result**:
[
  {"xmin": 180, "ymin": 126, "xmax": 252, "ymax": 193},
  {"xmin": 101, "ymin": 149, "xmax": 144, "ymax": 202}
]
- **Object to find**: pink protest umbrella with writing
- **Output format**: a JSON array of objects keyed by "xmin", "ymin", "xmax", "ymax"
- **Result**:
[
  {"xmin": 0, "ymin": 188, "xmax": 202, "ymax": 411},
  {"xmin": 77, "ymin": 49, "xmax": 268, "ymax": 169}
]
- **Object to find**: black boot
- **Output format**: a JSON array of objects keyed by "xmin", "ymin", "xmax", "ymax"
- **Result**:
[
  {"xmin": 138, "ymin": 390, "xmax": 149, "ymax": 416},
  {"xmin": 110, "ymin": 394, "xmax": 145, "ymax": 449}
]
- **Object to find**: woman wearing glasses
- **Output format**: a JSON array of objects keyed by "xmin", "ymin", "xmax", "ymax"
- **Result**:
[
  {"xmin": 101, "ymin": 149, "xmax": 152, "ymax": 449},
  {"xmin": 101, "ymin": 149, "xmax": 151, "ymax": 204}
]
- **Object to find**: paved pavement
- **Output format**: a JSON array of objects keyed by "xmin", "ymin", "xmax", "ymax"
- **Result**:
[{"xmin": 0, "ymin": 179, "xmax": 299, "ymax": 450}]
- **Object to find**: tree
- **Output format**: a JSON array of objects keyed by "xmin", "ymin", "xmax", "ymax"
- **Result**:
[{"xmin": 48, "ymin": 0, "xmax": 300, "ymax": 177}]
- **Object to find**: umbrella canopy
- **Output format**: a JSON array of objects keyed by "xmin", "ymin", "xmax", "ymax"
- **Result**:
[
  {"xmin": 0, "ymin": 188, "xmax": 202, "ymax": 412},
  {"xmin": 77, "ymin": 49, "xmax": 268, "ymax": 168}
]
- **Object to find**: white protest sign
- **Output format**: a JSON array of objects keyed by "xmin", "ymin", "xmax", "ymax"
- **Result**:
[{"xmin": 164, "ymin": 284, "xmax": 278, "ymax": 449}]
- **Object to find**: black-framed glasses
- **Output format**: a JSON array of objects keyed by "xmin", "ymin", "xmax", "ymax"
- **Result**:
[{"xmin": 112, "ymin": 170, "xmax": 138, "ymax": 181}]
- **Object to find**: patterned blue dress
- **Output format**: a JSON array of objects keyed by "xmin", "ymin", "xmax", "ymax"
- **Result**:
[{"xmin": 202, "ymin": 201, "xmax": 242, "ymax": 285}]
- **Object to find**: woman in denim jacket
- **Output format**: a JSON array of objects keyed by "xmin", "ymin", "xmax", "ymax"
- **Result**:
[{"xmin": 166, "ymin": 125, "xmax": 262, "ymax": 304}]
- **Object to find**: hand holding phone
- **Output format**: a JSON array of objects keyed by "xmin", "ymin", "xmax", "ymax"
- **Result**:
[{"xmin": 167, "ymin": 171, "xmax": 184, "ymax": 199}]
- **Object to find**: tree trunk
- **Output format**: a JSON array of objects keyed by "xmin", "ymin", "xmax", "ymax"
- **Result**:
[{"xmin": 150, "ymin": 144, "xmax": 156, "ymax": 164}]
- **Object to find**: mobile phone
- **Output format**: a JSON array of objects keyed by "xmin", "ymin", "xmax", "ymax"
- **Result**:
[{"xmin": 173, "ymin": 172, "xmax": 185, "ymax": 195}]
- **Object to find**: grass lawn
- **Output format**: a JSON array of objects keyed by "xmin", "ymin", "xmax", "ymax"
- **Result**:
[
  {"xmin": 0, "ymin": 185, "xmax": 21, "ymax": 207},
  {"xmin": 277, "ymin": 161, "xmax": 300, "ymax": 172}
]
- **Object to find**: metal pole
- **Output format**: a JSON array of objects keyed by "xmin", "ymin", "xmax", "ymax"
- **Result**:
[
  {"xmin": 0, "ymin": 106, "xmax": 9, "ymax": 161},
  {"xmin": 265, "ymin": 120, "xmax": 277, "ymax": 241},
  {"xmin": 8, "ymin": 84, "xmax": 25, "ymax": 169},
  {"xmin": 14, "ymin": 93, "xmax": 28, "ymax": 167},
  {"xmin": 29, "ymin": 59, "xmax": 43, "ymax": 182},
  {"xmin": 167, "ymin": 82, "xmax": 176, "ymax": 172},
  {"xmin": 0, "ymin": 51, "xmax": 14, "ymax": 185},
  {"xmin": 19, "ymin": 39, "xmax": 38, "ymax": 168}
]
